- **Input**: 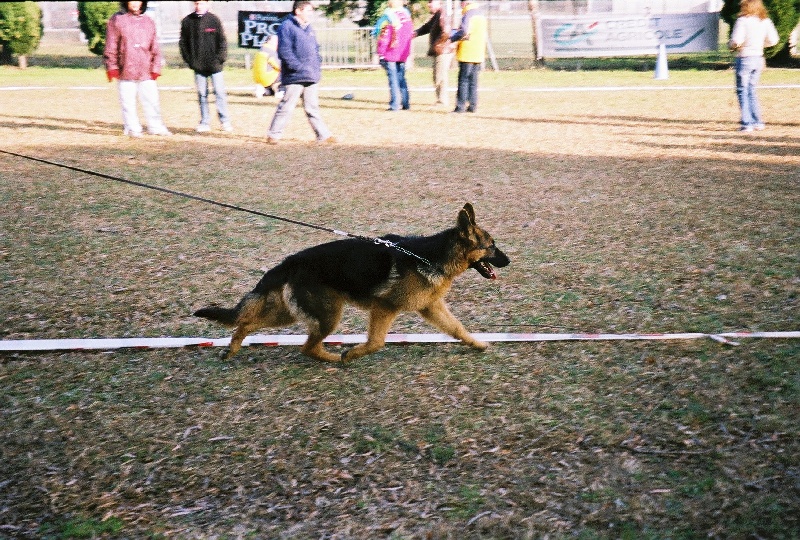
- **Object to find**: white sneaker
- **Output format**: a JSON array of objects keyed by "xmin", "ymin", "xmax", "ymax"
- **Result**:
[
  {"xmin": 196, "ymin": 124, "xmax": 211, "ymax": 133},
  {"xmin": 275, "ymin": 90, "xmax": 285, "ymax": 100},
  {"xmin": 254, "ymin": 86, "xmax": 266, "ymax": 98},
  {"xmin": 149, "ymin": 127, "xmax": 173, "ymax": 136},
  {"xmin": 221, "ymin": 122, "xmax": 233, "ymax": 132},
  {"xmin": 123, "ymin": 128, "xmax": 143, "ymax": 138}
]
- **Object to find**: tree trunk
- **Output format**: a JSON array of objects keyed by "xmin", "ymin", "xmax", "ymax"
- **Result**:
[
  {"xmin": 18, "ymin": 55, "xmax": 28, "ymax": 69},
  {"xmin": 0, "ymin": 47, "xmax": 13, "ymax": 66}
]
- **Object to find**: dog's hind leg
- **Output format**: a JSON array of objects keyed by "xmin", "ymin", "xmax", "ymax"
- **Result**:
[
  {"xmin": 342, "ymin": 307, "xmax": 398, "ymax": 361},
  {"xmin": 224, "ymin": 290, "xmax": 296, "ymax": 359},
  {"xmin": 226, "ymin": 321, "xmax": 261, "ymax": 359},
  {"xmin": 299, "ymin": 298, "xmax": 345, "ymax": 363},
  {"xmin": 418, "ymin": 299, "xmax": 488, "ymax": 350}
]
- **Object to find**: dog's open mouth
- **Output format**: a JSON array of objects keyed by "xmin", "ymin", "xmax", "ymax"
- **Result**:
[{"xmin": 471, "ymin": 260, "xmax": 497, "ymax": 279}]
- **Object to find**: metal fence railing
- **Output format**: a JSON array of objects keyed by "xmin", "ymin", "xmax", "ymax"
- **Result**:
[
  {"xmin": 49, "ymin": 1, "xmax": 793, "ymax": 70},
  {"xmin": 533, "ymin": 0, "xmax": 722, "ymax": 15},
  {"xmin": 316, "ymin": 28, "xmax": 375, "ymax": 68}
]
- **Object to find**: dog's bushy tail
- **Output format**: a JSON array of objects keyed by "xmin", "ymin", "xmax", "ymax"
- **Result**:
[
  {"xmin": 195, "ymin": 260, "xmax": 291, "ymax": 327},
  {"xmin": 194, "ymin": 305, "xmax": 239, "ymax": 326}
]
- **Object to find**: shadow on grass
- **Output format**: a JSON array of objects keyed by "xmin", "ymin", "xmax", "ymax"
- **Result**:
[
  {"xmin": 0, "ymin": 113, "xmax": 270, "ymax": 141},
  {"xmin": 4, "ymin": 104, "xmax": 800, "ymax": 157},
  {"xmin": 2, "ymin": 120, "xmax": 798, "ymax": 537}
]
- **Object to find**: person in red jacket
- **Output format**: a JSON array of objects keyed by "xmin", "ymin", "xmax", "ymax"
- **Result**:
[{"xmin": 103, "ymin": 1, "xmax": 171, "ymax": 138}]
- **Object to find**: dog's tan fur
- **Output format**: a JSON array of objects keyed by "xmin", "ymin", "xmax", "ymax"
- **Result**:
[{"xmin": 194, "ymin": 204, "xmax": 510, "ymax": 362}]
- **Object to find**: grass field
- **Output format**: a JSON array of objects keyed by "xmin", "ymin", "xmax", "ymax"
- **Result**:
[{"xmin": 1, "ymin": 63, "xmax": 799, "ymax": 539}]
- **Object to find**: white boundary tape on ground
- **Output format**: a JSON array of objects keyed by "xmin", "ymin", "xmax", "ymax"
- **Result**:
[{"xmin": 1, "ymin": 332, "xmax": 798, "ymax": 352}]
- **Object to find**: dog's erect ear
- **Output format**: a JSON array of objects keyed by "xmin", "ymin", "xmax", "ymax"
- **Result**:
[
  {"xmin": 457, "ymin": 205, "xmax": 475, "ymax": 236},
  {"xmin": 462, "ymin": 203, "xmax": 476, "ymax": 225}
]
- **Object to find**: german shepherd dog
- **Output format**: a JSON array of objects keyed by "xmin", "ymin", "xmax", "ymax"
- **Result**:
[{"xmin": 194, "ymin": 203, "xmax": 509, "ymax": 362}]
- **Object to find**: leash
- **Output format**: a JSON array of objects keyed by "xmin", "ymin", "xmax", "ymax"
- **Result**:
[{"xmin": 1, "ymin": 149, "xmax": 433, "ymax": 267}]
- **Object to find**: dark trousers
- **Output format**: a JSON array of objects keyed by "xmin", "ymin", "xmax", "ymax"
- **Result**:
[{"xmin": 455, "ymin": 61, "xmax": 481, "ymax": 112}]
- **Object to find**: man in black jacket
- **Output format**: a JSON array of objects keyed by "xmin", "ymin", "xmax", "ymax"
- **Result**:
[{"xmin": 179, "ymin": 0, "xmax": 232, "ymax": 132}]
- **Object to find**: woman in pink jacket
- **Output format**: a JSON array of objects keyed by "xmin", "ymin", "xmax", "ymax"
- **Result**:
[
  {"xmin": 104, "ymin": 1, "xmax": 171, "ymax": 138},
  {"xmin": 373, "ymin": 0, "xmax": 413, "ymax": 111}
]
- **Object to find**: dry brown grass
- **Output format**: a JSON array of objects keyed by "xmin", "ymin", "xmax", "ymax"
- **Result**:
[{"xmin": 1, "ymin": 67, "xmax": 798, "ymax": 538}]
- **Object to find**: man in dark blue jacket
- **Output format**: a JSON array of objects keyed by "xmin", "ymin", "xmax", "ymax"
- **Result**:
[
  {"xmin": 180, "ymin": 0, "xmax": 231, "ymax": 133},
  {"xmin": 267, "ymin": 0, "xmax": 335, "ymax": 144}
]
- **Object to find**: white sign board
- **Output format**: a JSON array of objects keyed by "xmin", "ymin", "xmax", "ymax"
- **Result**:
[{"xmin": 536, "ymin": 12, "xmax": 720, "ymax": 58}]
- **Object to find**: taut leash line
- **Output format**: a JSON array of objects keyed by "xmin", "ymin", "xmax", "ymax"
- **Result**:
[{"xmin": 1, "ymin": 149, "xmax": 432, "ymax": 267}]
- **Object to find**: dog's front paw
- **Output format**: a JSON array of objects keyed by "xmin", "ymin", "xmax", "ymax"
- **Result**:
[
  {"xmin": 340, "ymin": 347, "xmax": 362, "ymax": 362},
  {"xmin": 471, "ymin": 340, "xmax": 489, "ymax": 351}
]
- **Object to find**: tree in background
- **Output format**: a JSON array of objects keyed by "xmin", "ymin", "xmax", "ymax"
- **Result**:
[
  {"xmin": 325, "ymin": 0, "xmax": 427, "ymax": 27},
  {"xmin": 722, "ymin": 0, "xmax": 800, "ymax": 63},
  {"xmin": 0, "ymin": 2, "xmax": 42, "ymax": 69},
  {"xmin": 77, "ymin": 2, "xmax": 119, "ymax": 56}
]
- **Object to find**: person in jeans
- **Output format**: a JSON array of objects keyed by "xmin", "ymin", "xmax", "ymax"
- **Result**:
[
  {"xmin": 104, "ymin": 1, "xmax": 171, "ymax": 137},
  {"xmin": 267, "ymin": 1, "xmax": 334, "ymax": 144},
  {"xmin": 414, "ymin": 0, "xmax": 455, "ymax": 107},
  {"xmin": 373, "ymin": 0, "xmax": 413, "ymax": 111},
  {"xmin": 450, "ymin": 1, "xmax": 486, "ymax": 114},
  {"xmin": 180, "ymin": 0, "xmax": 232, "ymax": 133},
  {"xmin": 728, "ymin": 0, "xmax": 778, "ymax": 132}
]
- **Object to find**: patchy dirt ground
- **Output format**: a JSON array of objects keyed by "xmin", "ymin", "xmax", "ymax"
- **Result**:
[{"xmin": 1, "ymin": 68, "xmax": 798, "ymax": 538}]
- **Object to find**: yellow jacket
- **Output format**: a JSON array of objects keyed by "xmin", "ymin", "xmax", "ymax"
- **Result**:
[
  {"xmin": 253, "ymin": 45, "xmax": 281, "ymax": 87},
  {"xmin": 454, "ymin": 3, "xmax": 486, "ymax": 63}
]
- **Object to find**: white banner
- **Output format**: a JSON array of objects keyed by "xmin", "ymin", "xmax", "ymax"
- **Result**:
[{"xmin": 537, "ymin": 12, "xmax": 720, "ymax": 58}]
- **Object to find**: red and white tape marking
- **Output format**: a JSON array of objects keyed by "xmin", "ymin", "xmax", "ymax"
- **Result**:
[{"xmin": 1, "ymin": 332, "xmax": 798, "ymax": 352}]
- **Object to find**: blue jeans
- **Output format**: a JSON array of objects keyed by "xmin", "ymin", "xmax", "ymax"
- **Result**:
[
  {"xmin": 455, "ymin": 62, "xmax": 480, "ymax": 112},
  {"xmin": 380, "ymin": 59, "xmax": 409, "ymax": 110},
  {"xmin": 195, "ymin": 71, "xmax": 230, "ymax": 126},
  {"xmin": 734, "ymin": 56, "xmax": 765, "ymax": 128}
]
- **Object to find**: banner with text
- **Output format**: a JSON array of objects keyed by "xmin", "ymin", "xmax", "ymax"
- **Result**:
[
  {"xmin": 536, "ymin": 12, "xmax": 719, "ymax": 58},
  {"xmin": 238, "ymin": 11, "xmax": 291, "ymax": 49}
]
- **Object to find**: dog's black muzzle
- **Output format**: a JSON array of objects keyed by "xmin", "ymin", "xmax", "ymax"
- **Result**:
[{"xmin": 471, "ymin": 248, "xmax": 510, "ymax": 280}]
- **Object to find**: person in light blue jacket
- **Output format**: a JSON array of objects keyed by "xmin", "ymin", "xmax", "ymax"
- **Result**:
[{"xmin": 267, "ymin": 1, "xmax": 335, "ymax": 144}]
